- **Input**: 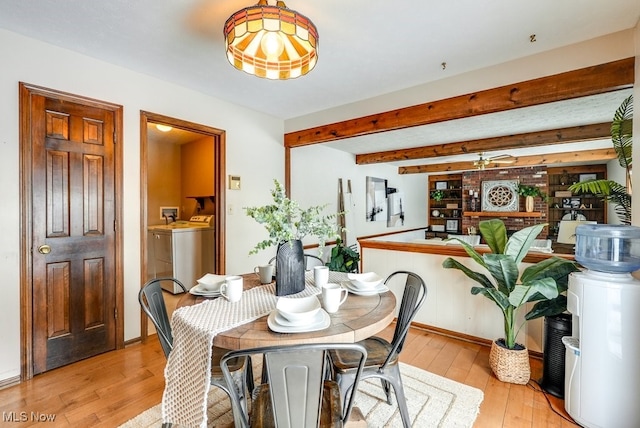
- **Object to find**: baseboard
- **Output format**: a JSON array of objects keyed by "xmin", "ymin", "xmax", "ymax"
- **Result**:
[
  {"xmin": 410, "ymin": 321, "xmax": 544, "ymax": 360},
  {"xmin": 0, "ymin": 375, "xmax": 21, "ymax": 390}
]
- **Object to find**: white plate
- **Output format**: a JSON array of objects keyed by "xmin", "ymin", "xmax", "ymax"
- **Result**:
[
  {"xmin": 267, "ymin": 309, "xmax": 330, "ymax": 333},
  {"xmin": 347, "ymin": 272, "xmax": 384, "ymax": 289},
  {"xmin": 196, "ymin": 273, "xmax": 226, "ymax": 287},
  {"xmin": 189, "ymin": 284, "xmax": 222, "ymax": 297},
  {"xmin": 341, "ymin": 281, "xmax": 389, "ymax": 296}
]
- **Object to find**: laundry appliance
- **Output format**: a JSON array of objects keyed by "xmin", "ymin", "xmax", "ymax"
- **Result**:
[
  {"xmin": 147, "ymin": 215, "xmax": 215, "ymax": 294},
  {"xmin": 563, "ymin": 224, "xmax": 640, "ymax": 428}
]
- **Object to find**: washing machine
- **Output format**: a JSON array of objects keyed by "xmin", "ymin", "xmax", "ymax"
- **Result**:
[{"xmin": 148, "ymin": 215, "xmax": 215, "ymax": 293}]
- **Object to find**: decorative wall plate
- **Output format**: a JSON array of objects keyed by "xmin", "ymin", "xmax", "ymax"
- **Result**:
[{"xmin": 481, "ymin": 180, "xmax": 519, "ymax": 212}]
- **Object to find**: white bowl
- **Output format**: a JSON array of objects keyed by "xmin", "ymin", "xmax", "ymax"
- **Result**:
[
  {"xmin": 196, "ymin": 273, "xmax": 226, "ymax": 291},
  {"xmin": 347, "ymin": 272, "xmax": 384, "ymax": 290},
  {"xmin": 276, "ymin": 295, "xmax": 321, "ymax": 323}
]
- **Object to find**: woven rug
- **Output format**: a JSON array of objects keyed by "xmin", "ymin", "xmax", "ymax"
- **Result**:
[{"xmin": 121, "ymin": 362, "xmax": 483, "ymax": 427}]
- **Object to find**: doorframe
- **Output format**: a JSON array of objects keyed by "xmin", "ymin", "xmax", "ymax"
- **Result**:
[
  {"xmin": 139, "ymin": 111, "xmax": 226, "ymax": 341},
  {"xmin": 19, "ymin": 82, "xmax": 124, "ymax": 380}
]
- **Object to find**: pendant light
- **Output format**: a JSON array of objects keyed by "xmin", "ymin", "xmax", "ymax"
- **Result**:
[{"xmin": 224, "ymin": 0, "xmax": 318, "ymax": 80}]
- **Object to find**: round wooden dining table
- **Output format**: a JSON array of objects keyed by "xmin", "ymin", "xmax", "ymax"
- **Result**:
[{"xmin": 177, "ymin": 273, "xmax": 397, "ymax": 350}]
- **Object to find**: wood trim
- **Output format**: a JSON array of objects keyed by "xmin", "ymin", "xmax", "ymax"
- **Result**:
[
  {"xmin": 463, "ymin": 211, "xmax": 543, "ymax": 218},
  {"xmin": 19, "ymin": 82, "xmax": 125, "ymax": 380},
  {"xmin": 357, "ymin": 122, "xmax": 612, "ymax": 165},
  {"xmin": 285, "ymin": 146, "xmax": 291, "ymax": 196},
  {"xmin": 547, "ymin": 164, "xmax": 608, "ymax": 175},
  {"xmin": 358, "ymin": 238, "xmax": 575, "ymax": 264},
  {"xmin": 284, "ymin": 57, "xmax": 634, "ymax": 147},
  {"xmin": 139, "ymin": 111, "xmax": 227, "ymax": 343},
  {"xmin": 399, "ymin": 147, "xmax": 617, "ymax": 174},
  {"xmin": 409, "ymin": 321, "xmax": 544, "ymax": 360}
]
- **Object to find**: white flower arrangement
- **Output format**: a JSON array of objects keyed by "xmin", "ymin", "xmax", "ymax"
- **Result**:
[{"xmin": 244, "ymin": 180, "xmax": 343, "ymax": 255}]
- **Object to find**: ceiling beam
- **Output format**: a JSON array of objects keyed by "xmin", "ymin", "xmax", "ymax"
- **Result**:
[
  {"xmin": 284, "ymin": 57, "xmax": 634, "ymax": 148},
  {"xmin": 355, "ymin": 122, "xmax": 612, "ymax": 165},
  {"xmin": 398, "ymin": 148, "xmax": 618, "ymax": 174}
]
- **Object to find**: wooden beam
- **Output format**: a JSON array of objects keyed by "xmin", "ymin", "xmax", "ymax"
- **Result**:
[
  {"xmin": 398, "ymin": 148, "xmax": 618, "ymax": 174},
  {"xmin": 356, "ymin": 122, "xmax": 612, "ymax": 165},
  {"xmin": 284, "ymin": 57, "xmax": 634, "ymax": 148}
]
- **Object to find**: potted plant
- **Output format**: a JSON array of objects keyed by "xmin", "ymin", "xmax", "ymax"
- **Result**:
[
  {"xmin": 517, "ymin": 184, "xmax": 547, "ymax": 212},
  {"xmin": 245, "ymin": 179, "xmax": 342, "ymax": 295},
  {"xmin": 442, "ymin": 219, "xmax": 578, "ymax": 384},
  {"xmin": 431, "ymin": 189, "xmax": 445, "ymax": 202},
  {"xmin": 326, "ymin": 237, "xmax": 360, "ymax": 273}
]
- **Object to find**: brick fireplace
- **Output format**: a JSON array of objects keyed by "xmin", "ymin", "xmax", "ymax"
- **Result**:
[{"xmin": 462, "ymin": 166, "xmax": 549, "ymax": 238}]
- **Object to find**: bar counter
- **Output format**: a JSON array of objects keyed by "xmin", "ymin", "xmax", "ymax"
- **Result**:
[{"xmin": 356, "ymin": 229, "xmax": 577, "ymax": 354}]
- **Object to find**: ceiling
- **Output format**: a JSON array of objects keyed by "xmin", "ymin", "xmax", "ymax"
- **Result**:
[{"xmin": 2, "ymin": 0, "xmax": 638, "ymax": 170}]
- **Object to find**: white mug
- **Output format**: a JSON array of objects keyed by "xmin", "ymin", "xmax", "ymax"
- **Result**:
[
  {"xmin": 322, "ymin": 283, "xmax": 348, "ymax": 314},
  {"xmin": 220, "ymin": 275, "xmax": 243, "ymax": 302},
  {"xmin": 313, "ymin": 266, "xmax": 329, "ymax": 288},
  {"xmin": 254, "ymin": 264, "xmax": 274, "ymax": 284}
]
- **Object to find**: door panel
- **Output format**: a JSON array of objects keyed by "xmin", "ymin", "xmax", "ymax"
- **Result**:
[{"xmin": 31, "ymin": 95, "xmax": 116, "ymax": 374}]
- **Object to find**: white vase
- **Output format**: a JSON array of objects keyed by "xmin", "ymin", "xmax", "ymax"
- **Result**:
[{"xmin": 525, "ymin": 196, "xmax": 534, "ymax": 212}]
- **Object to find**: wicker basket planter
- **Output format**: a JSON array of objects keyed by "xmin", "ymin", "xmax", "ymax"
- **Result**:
[{"xmin": 489, "ymin": 339, "xmax": 530, "ymax": 385}]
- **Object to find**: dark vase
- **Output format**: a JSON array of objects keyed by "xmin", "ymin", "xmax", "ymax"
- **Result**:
[{"xmin": 275, "ymin": 240, "xmax": 305, "ymax": 296}]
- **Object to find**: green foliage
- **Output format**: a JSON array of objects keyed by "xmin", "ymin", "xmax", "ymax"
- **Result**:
[
  {"xmin": 326, "ymin": 238, "xmax": 360, "ymax": 273},
  {"xmin": 611, "ymin": 94, "xmax": 633, "ymax": 184},
  {"xmin": 244, "ymin": 180, "xmax": 343, "ymax": 255},
  {"xmin": 517, "ymin": 184, "xmax": 548, "ymax": 201},
  {"xmin": 569, "ymin": 179, "xmax": 631, "ymax": 225},
  {"xmin": 430, "ymin": 190, "xmax": 445, "ymax": 201},
  {"xmin": 569, "ymin": 95, "xmax": 632, "ymax": 225},
  {"xmin": 443, "ymin": 219, "xmax": 578, "ymax": 349}
]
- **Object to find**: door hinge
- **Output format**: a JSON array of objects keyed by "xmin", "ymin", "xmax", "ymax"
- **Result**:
[
  {"xmin": 114, "ymin": 219, "xmax": 117, "ymax": 232},
  {"xmin": 113, "ymin": 131, "xmax": 117, "ymax": 143},
  {"xmin": 114, "ymin": 308, "xmax": 118, "ymax": 319}
]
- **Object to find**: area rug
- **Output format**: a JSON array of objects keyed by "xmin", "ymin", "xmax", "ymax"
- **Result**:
[{"xmin": 120, "ymin": 362, "xmax": 483, "ymax": 427}]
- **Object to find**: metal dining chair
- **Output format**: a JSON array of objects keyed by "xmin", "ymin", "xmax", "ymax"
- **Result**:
[
  {"xmin": 329, "ymin": 271, "xmax": 427, "ymax": 428},
  {"xmin": 221, "ymin": 342, "xmax": 367, "ymax": 428},
  {"xmin": 138, "ymin": 277, "xmax": 254, "ymax": 420},
  {"xmin": 268, "ymin": 253, "xmax": 326, "ymax": 271}
]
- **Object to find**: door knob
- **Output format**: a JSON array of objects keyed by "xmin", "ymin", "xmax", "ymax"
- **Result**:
[{"xmin": 38, "ymin": 244, "xmax": 51, "ymax": 254}]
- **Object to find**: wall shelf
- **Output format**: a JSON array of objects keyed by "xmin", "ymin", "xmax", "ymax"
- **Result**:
[{"xmin": 463, "ymin": 211, "xmax": 543, "ymax": 218}]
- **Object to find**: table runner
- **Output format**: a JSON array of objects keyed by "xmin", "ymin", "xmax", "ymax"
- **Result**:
[{"xmin": 162, "ymin": 272, "xmax": 348, "ymax": 427}]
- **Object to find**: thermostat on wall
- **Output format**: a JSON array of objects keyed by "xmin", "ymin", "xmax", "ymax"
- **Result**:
[{"xmin": 229, "ymin": 175, "xmax": 241, "ymax": 190}]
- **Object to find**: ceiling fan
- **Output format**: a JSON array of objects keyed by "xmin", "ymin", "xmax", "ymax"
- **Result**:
[{"xmin": 473, "ymin": 153, "xmax": 514, "ymax": 170}]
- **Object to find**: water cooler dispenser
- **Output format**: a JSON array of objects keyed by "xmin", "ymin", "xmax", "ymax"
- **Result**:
[{"xmin": 563, "ymin": 225, "xmax": 640, "ymax": 427}]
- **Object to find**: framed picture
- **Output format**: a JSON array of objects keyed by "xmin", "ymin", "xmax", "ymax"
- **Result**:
[
  {"xmin": 446, "ymin": 219, "xmax": 459, "ymax": 232},
  {"xmin": 366, "ymin": 176, "xmax": 388, "ymax": 222},
  {"xmin": 579, "ymin": 173, "xmax": 597, "ymax": 182},
  {"xmin": 435, "ymin": 181, "xmax": 448, "ymax": 190}
]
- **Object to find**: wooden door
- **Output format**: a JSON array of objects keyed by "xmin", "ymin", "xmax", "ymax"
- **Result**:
[{"xmin": 29, "ymin": 94, "xmax": 117, "ymax": 374}]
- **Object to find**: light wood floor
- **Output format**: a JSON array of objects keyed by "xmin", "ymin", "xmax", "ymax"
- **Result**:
[{"xmin": 0, "ymin": 325, "xmax": 578, "ymax": 427}]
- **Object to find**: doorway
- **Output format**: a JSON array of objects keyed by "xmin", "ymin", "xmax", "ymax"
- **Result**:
[
  {"xmin": 139, "ymin": 111, "xmax": 226, "ymax": 340},
  {"xmin": 19, "ymin": 83, "xmax": 124, "ymax": 379}
]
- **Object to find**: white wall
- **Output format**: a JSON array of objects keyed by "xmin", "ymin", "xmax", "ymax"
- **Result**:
[
  {"xmin": 0, "ymin": 29, "xmax": 285, "ymax": 381},
  {"xmin": 289, "ymin": 144, "xmax": 427, "ymax": 249},
  {"xmin": 607, "ymin": 158, "xmax": 629, "ymax": 225}
]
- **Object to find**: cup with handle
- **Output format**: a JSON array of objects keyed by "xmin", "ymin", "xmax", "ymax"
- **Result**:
[
  {"xmin": 322, "ymin": 282, "xmax": 348, "ymax": 314},
  {"xmin": 254, "ymin": 264, "xmax": 274, "ymax": 284},
  {"xmin": 220, "ymin": 275, "xmax": 243, "ymax": 302}
]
